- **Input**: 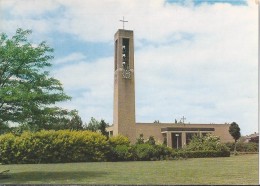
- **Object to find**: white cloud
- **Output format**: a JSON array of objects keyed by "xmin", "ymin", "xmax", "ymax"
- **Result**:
[
  {"xmin": 54, "ymin": 52, "xmax": 87, "ymax": 65},
  {"xmin": 1, "ymin": 0, "xmax": 60, "ymax": 17},
  {"xmin": 53, "ymin": 55, "xmax": 114, "ymax": 123}
]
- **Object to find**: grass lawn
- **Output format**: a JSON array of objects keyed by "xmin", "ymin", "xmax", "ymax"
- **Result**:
[{"xmin": 0, "ymin": 154, "xmax": 258, "ymax": 185}]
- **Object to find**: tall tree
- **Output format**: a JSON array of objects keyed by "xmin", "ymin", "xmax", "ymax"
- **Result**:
[
  {"xmin": 85, "ymin": 117, "xmax": 109, "ymax": 137},
  {"xmin": 85, "ymin": 117, "xmax": 100, "ymax": 132},
  {"xmin": 229, "ymin": 122, "xmax": 241, "ymax": 153},
  {"xmin": 0, "ymin": 28, "xmax": 77, "ymax": 130},
  {"xmin": 99, "ymin": 119, "xmax": 109, "ymax": 137}
]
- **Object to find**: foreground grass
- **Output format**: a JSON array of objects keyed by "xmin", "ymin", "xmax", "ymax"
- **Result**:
[{"xmin": 0, "ymin": 154, "xmax": 258, "ymax": 185}]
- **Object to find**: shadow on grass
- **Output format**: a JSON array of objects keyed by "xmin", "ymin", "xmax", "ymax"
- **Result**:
[{"xmin": 1, "ymin": 170, "xmax": 109, "ymax": 184}]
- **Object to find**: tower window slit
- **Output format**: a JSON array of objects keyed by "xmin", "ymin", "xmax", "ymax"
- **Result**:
[{"xmin": 122, "ymin": 38, "xmax": 129, "ymax": 70}]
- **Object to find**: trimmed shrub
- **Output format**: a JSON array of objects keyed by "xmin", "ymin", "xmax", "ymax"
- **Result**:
[
  {"xmin": 106, "ymin": 135, "xmax": 132, "ymax": 161},
  {"xmin": 132, "ymin": 144, "xmax": 173, "ymax": 161},
  {"xmin": 0, "ymin": 133, "xmax": 16, "ymax": 164},
  {"xmin": 172, "ymin": 150, "xmax": 230, "ymax": 159},
  {"xmin": 108, "ymin": 135, "xmax": 130, "ymax": 147},
  {"xmin": 113, "ymin": 145, "xmax": 135, "ymax": 161},
  {"xmin": 0, "ymin": 130, "xmax": 109, "ymax": 164},
  {"xmin": 154, "ymin": 145, "xmax": 174, "ymax": 160},
  {"xmin": 133, "ymin": 144, "xmax": 157, "ymax": 161},
  {"xmin": 0, "ymin": 131, "xmax": 231, "ymax": 164}
]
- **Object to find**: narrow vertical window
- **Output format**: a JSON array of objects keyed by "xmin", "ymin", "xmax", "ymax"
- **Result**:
[{"xmin": 122, "ymin": 38, "xmax": 129, "ymax": 69}]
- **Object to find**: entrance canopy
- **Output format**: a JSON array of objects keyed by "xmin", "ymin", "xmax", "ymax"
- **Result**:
[{"xmin": 161, "ymin": 127, "xmax": 215, "ymax": 149}]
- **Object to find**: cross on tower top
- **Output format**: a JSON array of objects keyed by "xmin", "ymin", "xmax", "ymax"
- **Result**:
[
  {"xmin": 119, "ymin": 16, "xmax": 128, "ymax": 29},
  {"xmin": 181, "ymin": 116, "xmax": 186, "ymax": 123}
]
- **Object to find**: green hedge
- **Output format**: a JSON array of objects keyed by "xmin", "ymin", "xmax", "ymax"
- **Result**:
[
  {"xmin": 225, "ymin": 142, "xmax": 258, "ymax": 152},
  {"xmin": 107, "ymin": 142, "xmax": 173, "ymax": 161},
  {"xmin": 112, "ymin": 145, "xmax": 135, "ymax": 161},
  {"xmin": 0, "ymin": 131, "xmax": 230, "ymax": 164},
  {"xmin": 0, "ymin": 130, "xmax": 109, "ymax": 164},
  {"xmin": 172, "ymin": 150, "xmax": 230, "ymax": 159}
]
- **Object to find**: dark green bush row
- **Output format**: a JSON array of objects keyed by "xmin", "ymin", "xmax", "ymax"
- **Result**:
[
  {"xmin": 109, "ymin": 145, "xmax": 230, "ymax": 161},
  {"xmin": 107, "ymin": 144, "xmax": 173, "ymax": 161},
  {"xmin": 225, "ymin": 142, "xmax": 258, "ymax": 152},
  {"xmin": 172, "ymin": 150, "xmax": 230, "ymax": 158}
]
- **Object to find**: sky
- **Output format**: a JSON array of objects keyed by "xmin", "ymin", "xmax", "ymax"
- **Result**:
[{"xmin": 0, "ymin": 0, "xmax": 258, "ymax": 135}]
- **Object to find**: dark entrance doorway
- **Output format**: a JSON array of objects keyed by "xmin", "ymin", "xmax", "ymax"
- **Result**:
[{"xmin": 172, "ymin": 133, "xmax": 182, "ymax": 149}]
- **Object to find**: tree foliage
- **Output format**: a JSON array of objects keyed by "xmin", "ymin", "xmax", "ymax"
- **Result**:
[
  {"xmin": 183, "ymin": 134, "xmax": 229, "ymax": 152},
  {"xmin": 228, "ymin": 122, "xmax": 241, "ymax": 153},
  {"xmin": 85, "ymin": 117, "xmax": 100, "ymax": 131},
  {"xmin": 0, "ymin": 28, "xmax": 81, "ymax": 131},
  {"xmin": 229, "ymin": 122, "xmax": 241, "ymax": 143},
  {"xmin": 85, "ymin": 117, "xmax": 109, "ymax": 137},
  {"xmin": 99, "ymin": 119, "xmax": 109, "ymax": 137}
]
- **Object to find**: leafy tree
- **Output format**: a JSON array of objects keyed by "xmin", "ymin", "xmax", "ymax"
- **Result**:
[
  {"xmin": 85, "ymin": 117, "xmax": 100, "ymax": 131},
  {"xmin": 85, "ymin": 117, "xmax": 109, "ymax": 137},
  {"xmin": 99, "ymin": 119, "xmax": 109, "ymax": 137},
  {"xmin": 0, "ymin": 122, "xmax": 10, "ymax": 135},
  {"xmin": 229, "ymin": 122, "xmax": 241, "ymax": 153},
  {"xmin": 65, "ymin": 110, "xmax": 84, "ymax": 130},
  {"xmin": 0, "ymin": 28, "xmax": 78, "ymax": 130}
]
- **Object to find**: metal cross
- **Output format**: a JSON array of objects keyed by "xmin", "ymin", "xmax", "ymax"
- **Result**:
[
  {"xmin": 181, "ymin": 116, "xmax": 186, "ymax": 123},
  {"xmin": 119, "ymin": 16, "xmax": 128, "ymax": 29}
]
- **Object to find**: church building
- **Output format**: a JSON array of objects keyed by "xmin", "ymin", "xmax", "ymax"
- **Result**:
[{"xmin": 107, "ymin": 29, "xmax": 233, "ymax": 148}]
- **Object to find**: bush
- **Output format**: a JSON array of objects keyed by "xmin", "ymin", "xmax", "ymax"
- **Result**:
[
  {"xmin": 154, "ymin": 145, "xmax": 174, "ymax": 160},
  {"xmin": 133, "ymin": 144, "xmax": 157, "ymax": 161},
  {"xmin": 132, "ymin": 144, "xmax": 173, "ymax": 161},
  {"xmin": 225, "ymin": 142, "xmax": 258, "ymax": 152},
  {"xmin": 108, "ymin": 135, "xmax": 130, "ymax": 147},
  {"xmin": 146, "ymin": 136, "xmax": 156, "ymax": 146},
  {"xmin": 0, "ymin": 133, "xmax": 16, "ymax": 164},
  {"xmin": 113, "ymin": 145, "xmax": 135, "ymax": 161},
  {"xmin": 178, "ymin": 134, "xmax": 230, "ymax": 158},
  {"xmin": 184, "ymin": 134, "xmax": 230, "ymax": 152},
  {"xmin": 0, "ymin": 131, "xmax": 232, "ymax": 164},
  {"xmin": 0, "ymin": 130, "xmax": 109, "ymax": 164}
]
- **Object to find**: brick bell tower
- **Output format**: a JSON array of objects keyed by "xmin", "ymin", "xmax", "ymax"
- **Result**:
[{"xmin": 113, "ymin": 29, "xmax": 136, "ymax": 143}]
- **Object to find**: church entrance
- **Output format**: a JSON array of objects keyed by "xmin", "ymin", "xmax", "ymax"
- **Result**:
[{"xmin": 171, "ymin": 133, "xmax": 182, "ymax": 149}]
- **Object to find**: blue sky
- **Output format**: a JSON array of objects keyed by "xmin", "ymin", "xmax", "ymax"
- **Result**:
[{"xmin": 0, "ymin": 0, "xmax": 258, "ymax": 135}]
